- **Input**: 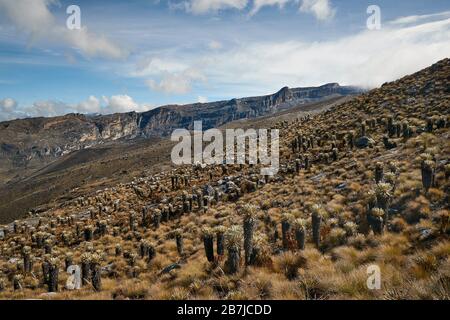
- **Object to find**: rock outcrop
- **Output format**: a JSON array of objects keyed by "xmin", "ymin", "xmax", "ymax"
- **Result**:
[{"xmin": 0, "ymin": 83, "xmax": 361, "ymax": 170}]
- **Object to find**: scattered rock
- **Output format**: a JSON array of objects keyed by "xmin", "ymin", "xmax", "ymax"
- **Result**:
[
  {"xmin": 310, "ymin": 173, "xmax": 326, "ymax": 182},
  {"xmin": 159, "ymin": 263, "xmax": 181, "ymax": 275},
  {"xmin": 355, "ymin": 136, "xmax": 375, "ymax": 148},
  {"xmin": 418, "ymin": 228, "xmax": 434, "ymax": 241},
  {"xmin": 335, "ymin": 183, "xmax": 347, "ymax": 190}
]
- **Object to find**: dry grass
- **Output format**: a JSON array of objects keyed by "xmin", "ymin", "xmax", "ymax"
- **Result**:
[{"xmin": 0, "ymin": 59, "xmax": 449, "ymax": 300}]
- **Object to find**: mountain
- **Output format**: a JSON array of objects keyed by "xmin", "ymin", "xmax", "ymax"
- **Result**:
[
  {"xmin": 0, "ymin": 83, "xmax": 361, "ymax": 177},
  {"xmin": 0, "ymin": 84, "xmax": 357, "ymax": 224},
  {"xmin": 0, "ymin": 59, "xmax": 448, "ymax": 300}
]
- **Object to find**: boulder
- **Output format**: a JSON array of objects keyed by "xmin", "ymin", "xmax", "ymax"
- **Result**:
[
  {"xmin": 159, "ymin": 263, "xmax": 181, "ymax": 275},
  {"xmin": 355, "ymin": 136, "xmax": 375, "ymax": 148}
]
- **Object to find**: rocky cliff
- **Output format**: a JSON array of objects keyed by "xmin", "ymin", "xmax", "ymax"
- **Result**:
[{"xmin": 0, "ymin": 83, "xmax": 361, "ymax": 172}]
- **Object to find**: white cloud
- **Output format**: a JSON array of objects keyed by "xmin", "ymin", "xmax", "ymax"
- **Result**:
[
  {"xmin": 25, "ymin": 100, "xmax": 71, "ymax": 118},
  {"xmin": 0, "ymin": 95, "xmax": 154, "ymax": 122},
  {"xmin": 146, "ymin": 76, "xmax": 191, "ymax": 95},
  {"xmin": 124, "ymin": 11, "xmax": 449, "ymax": 99},
  {"xmin": 102, "ymin": 95, "xmax": 151, "ymax": 114},
  {"xmin": 249, "ymin": 0, "xmax": 290, "ymax": 16},
  {"xmin": 197, "ymin": 95, "xmax": 208, "ymax": 103},
  {"xmin": 145, "ymin": 68, "xmax": 207, "ymax": 94},
  {"xmin": 300, "ymin": 0, "xmax": 335, "ymax": 21},
  {"xmin": 390, "ymin": 11, "xmax": 450, "ymax": 25},
  {"xmin": 0, "ymin": 98, "xmax": 21, "ymax": 121},
  {"xmin": 133, "ymin": 57, "xmax": 188, "ymax": 77},
  {"xmin": 156, "ymin": 14, "xmax": 450, "ymax": 95},
  {"xmin": 184, "ymin": 0, "xmax": 249, "ymax": 14},
  {"xmin": 174, "ymin": 0, "xmax": 335, "ymax": 20},
  {"xmin": 76, "ymin": 95, "xmax": 101, "ymax": 113},
  {"xmin": 0, "ymin": 97, "xmax": 17, "ymax": 112},
  {"xmin": 0, "ymin": 0, "xmax": 127, "ymax": 59},
  {"xmin": 132, "ymin": 56, "xmax": 208, "ymax": 95}
]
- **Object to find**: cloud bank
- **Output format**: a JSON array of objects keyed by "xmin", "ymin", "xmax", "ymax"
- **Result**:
[
  {"xmin": 137, "ymin": 13, "xmax": 450, "ymax": 97},
  {"xmin": 299, "ymin": 0, "xmax": 335, "ymax": 21},
  {"xmin": 186, "ymin": 0, "xmax": 248, "ymax": 14},
  {"xmin": 172, "ymin": 0, "xmax": 336, "ymax": 20},
  {"xmin": 0, "ymin": 95, "xmax": 153, "ymax": 122},
  {"xmin": 0, "ymin": 0, "xmax": 127, "ymax": 59},
  {"xmin": 1, "ymin": 6, "xmax": 449, "ymax": 122}
]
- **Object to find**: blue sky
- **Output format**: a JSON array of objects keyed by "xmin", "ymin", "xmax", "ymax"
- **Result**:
[{"xmin": 0, "ymin": 0, "xmax": 449, "ymax": 121}]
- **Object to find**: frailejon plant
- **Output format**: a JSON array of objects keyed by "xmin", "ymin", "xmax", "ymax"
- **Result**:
[
  {"xmin": 389, "ymin": 161, "xmax": 402, "ymax": 181},
  {"xmin": 281, "ymin": 213, "xmax": 294, "ymax": 250},
  {"xmin": 142, "ymin": 206, "xmax": 149, "ymax": 227},
  {"xmin": 147, "ymin": 243, "xmax": 156, "ymax": 263},
  {"xmin": 374, "ymin": 162, "xmax": 384, "ymax": 184},
  {"xmin": 343, "ymin": 221, "xmax": 358, "ymax": 237},
  {"xmin": 360, "ymin": 121, "xmax": 366, "ymax": 137},
  {"xmin": 44, "ymin": 238, "xmax": 53, "ymax": 254},
  {"xmin": 13, "ymin": 274, "xmax": 22, "ymax": 291},
  {"xmin": 311, "ymin": 204, "xmax": 325, "ymax": 249},
  {"xmin": 115, "ymin": 244, "xmax": 122, "ymax": 256},
  {"xmin": 84, "ymin": 226, "xmax": 93, "ymax": 242},
  {"xmin": 426, "ymin": 117, "xmax": 434, "ymax": 132},
  {"xmin": 174, "ymin": 229, "xmax": 184, "ymax": 257},
  {"xmin": 153, "ymin": 209, "xmax": 162, "ymax": 229},
  {"xmin": 374, "ymin": 183, "xmax": 392, "ymax": 218},
  {"xmin": 43, "ymin": 257, "xmax": 59, "ymax": 292},
  {"xmin": 97, "ymin": 220, "xmax": 107, "ymax": 237},
  {"xmin": 90, "ymin": 253, "xmax": 102, "ymax": 291},
  {"xmin": 131, "ymin": 212, "xmax": 138, "ymax": 232},
  {"xmin": 421, "ymin": 159, "xmax": 436, "ymax": 193},
  {"xmin": 41, "ymin": 254, "xmax": 50, "ymax": 286},
  {"xmin": 22, "ymin": 245, "xmax": 32, "ymax": 274},
  {"xmin": 383, "ymin": 135, "xmax": 397, "ymax": 150},
  {"xmin": 201, "ymin": 227, "xmax": 215, "ymax": 263},
  {"xmin": 402, "ymin": 121, "xmax": 411, "ymax": 139},
  {"xmin": 369, "ymin": 208, "xmax": 385, "ymax": 235},
  {"xmin": 249, "ymin": 232, "xmax": 269, "ymax": 266},
  {"xmin": 127, "ymin": 252, "xmax": 138, "ymax": 267},
  {"xmin": 80, "ymin": 252, "xmax": 92, "ymax": 286},
  {"xmin": 225, "ymin": 225, "xmax": 243, "ymax": 274},
  {"xmin": 241, "ymin": 204, "xmax": 258, "ymax": 265},
  {"xmin": 139, "ymin": 239, "xmax": 150, "ymax": 259},
  {"xmin": 331, "ymin": 148, "xmax": 338, "ymax": 162},
  {"xmin": 65, "ymin": 252, "xmax": 73, "ymax": 271},
  {"xmin": 293, "ymin": 218, "xmax": 306, "ymax": 250},
  {"xmin": 215, "ymin": 226, "xmax": 226, "ymax": 256},
  {"xmin": 347, "ymin": 131, "xmax": 354, "ymax": 149}
]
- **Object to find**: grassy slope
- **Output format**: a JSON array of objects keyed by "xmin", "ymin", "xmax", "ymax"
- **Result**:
[
  {"xmin": 0, "ymin": 97, "xmax": 344, "ymax": 224},
  {"xmin": 0, "ymin": 60, "xmax": 448, "ymax": 300}
]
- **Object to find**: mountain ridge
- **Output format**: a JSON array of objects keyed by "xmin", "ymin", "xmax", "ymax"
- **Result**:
[{"xmin": 0, "ymin": 83, "xmax": 362, "ymax": 172}]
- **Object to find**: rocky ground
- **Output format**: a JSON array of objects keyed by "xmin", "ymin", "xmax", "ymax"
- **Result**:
[{"xmin": 0, "ymin": 59, "xmax": 448, "ymax": 300}]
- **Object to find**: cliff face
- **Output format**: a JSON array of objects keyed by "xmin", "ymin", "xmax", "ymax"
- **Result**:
[
  {"xmin": 0, "ymin": 112, "xmax": 141, "ymax": 169},
  {"xmin": 0, "ymin": 83, "xmax": 362, "ymax": 171}
]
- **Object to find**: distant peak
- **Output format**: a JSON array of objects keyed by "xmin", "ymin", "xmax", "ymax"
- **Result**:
[{"xmin": 321, "ymin": 83, "xmax": 340, "ymax": 88}]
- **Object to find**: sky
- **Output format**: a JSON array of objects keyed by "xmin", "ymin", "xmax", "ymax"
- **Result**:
[{"xmin": 0, "ymin": 0, "xmax": 449, "ymax": 121}]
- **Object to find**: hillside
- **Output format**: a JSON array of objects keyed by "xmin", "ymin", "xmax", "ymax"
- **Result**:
[
  {"xmin": 0, "ymin": 96, "xmax": 346, "ymax": 225},
  {"xmin": 0, "ymin": 83, "xmax": 360, "ymax": 184},
  {"xmin": 0, "ymin": 59, "xmax": 448, "ymax": 300}
]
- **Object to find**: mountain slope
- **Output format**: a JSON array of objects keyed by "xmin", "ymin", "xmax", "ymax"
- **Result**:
[
  {"xmin": 0, "ymin": 95, "xmax": 351, "ymax": 224},
  {"xmin": 0, "ymin": 59, "xmax": 448, "ymax": 300},
  {"xmin": 0, "ymin": 83, "xmax": 361, "ymax": 183}
]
